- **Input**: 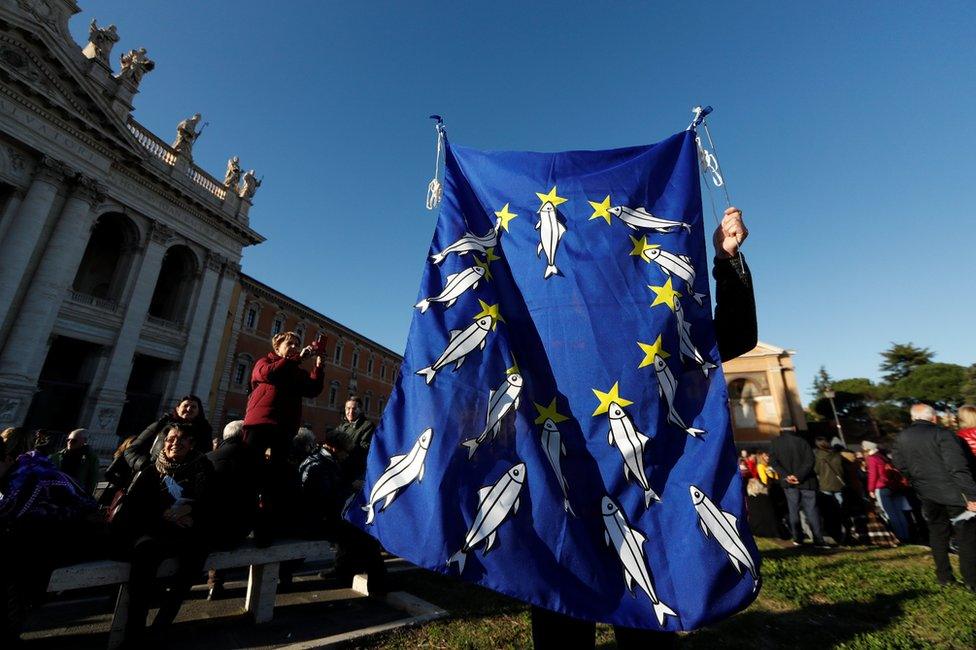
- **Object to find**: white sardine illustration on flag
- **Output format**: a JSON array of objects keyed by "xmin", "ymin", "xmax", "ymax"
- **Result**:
[
  {"xmin": 349, "ymin": 126, "xmax": 758, "ymax": 632},
  {"xmin": 534, "ymin": 398, "xmax": 574, "ymax": 515},
  {"xmin": 462, "ymin": 373, "xmax": 523, "ymax": 458},
  {"xmin": 690, "ymin": 485, "xmax": 759, "ymax": 589},
  {"xmin": 415, "ymin": 265, "xmax": 486, "ymax": 313},
  {"xmin": 363, "ymin": 428, "xmax": 433, "ymax": 525},
  {"xmin": 430, "ymin": 225, "xmax": 500, "ymax": 265},
  {"xmin": 415, "ymin": 315, "xmax": 493, "ymax": 385},
  {"xmin": 638, "ymin": 336, "xmax": 705, "ymax": 438},
  {"xmin": 601, "ymin": 496, "xmax": 677, "ymax": 626},
  {"xmin": 609, "ymin": 205, "xmax": 692, "ymax": 233},
  {"xmin": 448, "ymin": 463, "xmax": 526, "ymax": 574}
]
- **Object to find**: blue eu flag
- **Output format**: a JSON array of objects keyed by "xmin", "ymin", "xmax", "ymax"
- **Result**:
[{"xmin": 346, "ymin": 128, "xmax": 760, "ymax": 630}]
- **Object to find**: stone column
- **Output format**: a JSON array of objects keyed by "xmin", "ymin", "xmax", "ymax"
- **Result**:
[
  {"xmin": 0, "ymin": 177, "xmax": 102, "ymax": 426},
  {"xmin": 0, "ymin": 157, "xmax": 68, "ymax": 343},
  {"xmin": 84, "ymin": 221, "xmax": 174, "ymax": 452},
  {"xmin": 0, "ymin": 189, "xmax": 24, "ymax": 249},
  {"xmin": 169, "ymin": 251, "xmax": 222, "ymax": 399},
  {"xmin": 192, "ymin": 259, "xmax": 237, "ymax": 410}
]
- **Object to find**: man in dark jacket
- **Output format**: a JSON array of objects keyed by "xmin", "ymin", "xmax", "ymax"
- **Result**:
[
  {"xmin": 331, "ymin": 395, "xmax": 375, "ymax": 483},
  {"xmin": 769, "ymin": 428, "xmax": 827, "ymax": 547},
  {"xmin": 892, "ymin": 404, "xmax": 976, "ymax": 589}
]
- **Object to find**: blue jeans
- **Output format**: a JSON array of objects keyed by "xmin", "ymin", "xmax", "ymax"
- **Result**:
[
  {"xmin": 785, "ymin": 488, "xmax": 824, "ymax": 543},
  {"xmin": 875, "ymin": 488, "xmax": 910, "ymax": 542}
]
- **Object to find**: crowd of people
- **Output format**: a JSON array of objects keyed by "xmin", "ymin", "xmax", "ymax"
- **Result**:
[
  {"xmin": 741, "ymin": 403, "xmax": 976, "ymax": 590},
  {"xmin": 0, "ymin": 331, "xmax": 383, "ymax": 647}
]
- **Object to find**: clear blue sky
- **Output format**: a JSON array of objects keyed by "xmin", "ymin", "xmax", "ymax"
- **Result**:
[{"xmin": 69, "ymin": 2, "xmax": 975, "ymax": 403}]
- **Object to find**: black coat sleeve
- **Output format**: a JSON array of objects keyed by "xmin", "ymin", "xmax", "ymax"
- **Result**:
[
  {"xmin": 124, "ymin": 419, "xmax": 166, "ymax": 473},
  {"xmin": 713, "ymin": 255, "xmax": 758, "ymax": 362}
]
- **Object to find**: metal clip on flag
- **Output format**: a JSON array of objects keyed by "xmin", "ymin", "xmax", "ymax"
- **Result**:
[{"xmin": 426, "ymin": 115, "xmax": 447, "ymax": 210}]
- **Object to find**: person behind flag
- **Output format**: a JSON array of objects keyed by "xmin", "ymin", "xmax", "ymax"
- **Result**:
[
  {"xmin": 531, "ymin": 206, "xmax": 756, "ymax": 649},
  {"xmin": 331, "ymin": 395, "xmax": 376, "ymax": 484}
]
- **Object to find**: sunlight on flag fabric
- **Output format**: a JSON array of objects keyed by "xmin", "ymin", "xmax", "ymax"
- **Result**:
[{"xmin": 345, "ymin": 128, "xmax": 760, "ymax": 631}]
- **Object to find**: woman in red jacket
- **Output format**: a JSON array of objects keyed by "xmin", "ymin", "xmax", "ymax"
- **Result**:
[
  {"xmin": 243, "ymin": 331, "xmax": 325, "ymax": 540},
  {"xmin": 957, "ymin": 405, "xmax": 976, "ymax": 458}
]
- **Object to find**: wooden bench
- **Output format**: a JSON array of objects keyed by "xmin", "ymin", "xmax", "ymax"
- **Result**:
[{"xmin": 47, "ymin": 538, "xmax": 335, "ymax": 649}]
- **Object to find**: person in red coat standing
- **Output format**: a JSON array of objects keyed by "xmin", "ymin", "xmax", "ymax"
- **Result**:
[{"xmin": 243, "ymin": 331, "xmax": 325, "ymax": 541}]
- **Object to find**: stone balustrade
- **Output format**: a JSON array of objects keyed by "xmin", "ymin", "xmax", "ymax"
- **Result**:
[
  {"xmin": 126, "ymin": 118, "xmax": 229, "ymax": 201},
  {"xmin": 146, "ymin": 314, "xmax": 185, "ymax": 331},
  {"xmin": 68, "ymin": 289, "xmax": 119, "ymax": 312}
]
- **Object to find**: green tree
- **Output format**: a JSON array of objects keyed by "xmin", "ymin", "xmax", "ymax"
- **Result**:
[
  {"xmin": 811, "ymin": 378, "xmax": 873, "ymax": 421},
  {"xmin": 889, "ymin": 363, "xmax": 966, "ymax": 411},
  {"xmin": 810, "ymin": 365, "xmax": 833, "ymax": 400},
  {"xmin": 871, "ymin": 402, "xmax": 911, "ymax": 435},
  {"xmin": 879, "ymin": 342, "xmax": 933, "ymax": 383},
  {"xmin": 962, "ymin": 364, "xmax": 976, "ymax": 405}
]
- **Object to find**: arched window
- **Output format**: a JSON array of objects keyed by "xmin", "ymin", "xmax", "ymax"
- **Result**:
[
  {"xmin": 352, "ymin": 348, "xmax": 360, "ymax": 370},
  {"xmin": 272, "ymin": 313, "xmax": 285, "ymax": 336},
  {"xmin": 367, "ymin": 355, "xmax": 374, "ymax": 374},
  {"xmin": 72, "ymin": 212, "xmax": 140, "ymax": 301},
  {"xmin": 294, "ymin": 324, "xmax": 305, "ymax": 344},
  {"xmin": 365, "ymin": 391, "xmax": 373, "ymax": 414},
  {"xmin": 148, "ymin": 245, "xmax": 198, "ymax": 323},
  {"xmin": 379, "ymin": 397, "xmax": 385, "ymax": 414},
  {"xmin": 334, "ymin": 341, "xmax": 344, "ymax": 365},
  {"xmin": 380, "ymin": 363, "xmax": 387, "ymax": 380},
  {"xmin": 328, "ymin": 380, "xmax": 340, "ymax": 407}
]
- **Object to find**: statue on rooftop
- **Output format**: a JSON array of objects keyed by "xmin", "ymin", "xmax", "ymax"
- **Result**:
[
  {"xmin": 224, "ymin": 156, "xmax": 242, "ymax": 188},
  {"xmin": 117, "ymin": 48, "xmax": 155, "ymax": 86},
  {"xmin": 240, "ymin": 170, "xmax": 262, "ymax": 200},
  {"xmin": 173, "ymin": 113, "xmax": 204, "ymax": 159},
  {"xmin": 82, "ymin": 19, "xmax": 119, "ymax": 65}
]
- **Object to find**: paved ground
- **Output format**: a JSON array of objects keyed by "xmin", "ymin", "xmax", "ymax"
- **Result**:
[{"xmin": 22, "ymin": 560, "xmax": 443, "ymax": 649}]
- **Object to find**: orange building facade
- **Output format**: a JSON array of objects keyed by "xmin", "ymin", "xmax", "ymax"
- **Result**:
[{"xmin": 212, "ymin": 274, "xmax": 401, "ymax": 433}]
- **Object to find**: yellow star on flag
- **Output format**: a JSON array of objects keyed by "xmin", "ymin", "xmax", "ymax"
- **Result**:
[
  {"xmin": 588, "ymin": 195, "xmax": 613, "ymax": 225},
  {"xmin": 536, "ymin": 186, "xmax": 568, "ymax": 210},
  {"xmin": 649, "ymin": 278, "xmax": 681, "ymax": 311},
  {"xmin": 534, "ymin": 398, "xmax": 570, "ymax": 425},
  {"xmin": 506, "ymin": 362, "xmax": 520, "ymax": 375},
  {"xmin": 592, "ymin": 381, "xmax": 633, "ymax": 417},
  {"xmin": 628, "ymin": 235, "xmax": 659, "ymax": 262},
  {"xmin": 637, "ymin": 335, "xmax": 670, "ymax": 369},
  {"xmin": 484, "ymin": 247, "xmax": 501, "ymax": 263},
  {"xmin": 494, "ymin": 203, "xmax": 518, "ymax": 232},
  {"xmin": 474, "ymin": 299, "xmax": 505, "ymax": 330}
]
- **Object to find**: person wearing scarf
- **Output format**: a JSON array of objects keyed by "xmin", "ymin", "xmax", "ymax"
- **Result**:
[
  {"xmin": 116, "ymin": 423, "xmax": 214, "ymax": 645},
  {"xmin": 124, "ymin": 395, "xmax": 215, "ymax": 474}
]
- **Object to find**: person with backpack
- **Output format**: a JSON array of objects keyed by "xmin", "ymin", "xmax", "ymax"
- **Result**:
[{"xmin": 863, "ymin": 440, "xmax": 911, "ymax": 542}]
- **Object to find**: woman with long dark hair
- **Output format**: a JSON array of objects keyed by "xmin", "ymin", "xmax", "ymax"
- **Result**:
[{"xmin": 124, "ymin": 395, "xmax": 214, "ymax": 472}]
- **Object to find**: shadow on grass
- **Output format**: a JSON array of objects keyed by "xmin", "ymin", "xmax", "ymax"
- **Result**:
[
  {"xmin": 664, "ymin": 588, "xmax": 924, "ymax": 650},
  {"xmin": 758, "ymin": 544, "xmax": 914, "ymax": 562}
]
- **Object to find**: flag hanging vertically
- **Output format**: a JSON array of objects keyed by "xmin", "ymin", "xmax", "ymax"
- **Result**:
[{"xmin": 346, "ymin": 127, "xmax": 761, "ymax": 631}]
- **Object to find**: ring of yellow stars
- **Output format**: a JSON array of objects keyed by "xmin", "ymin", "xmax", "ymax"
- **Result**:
[
  {"xmin": 592, "ymin": 381, "xmax": 634, "ymax": 417},
  {"xmin": 474, "ymin": 299, "xmax": 505, "ymax": 330},
  {"xmin": 637, "ymin": 335, "xmax": 670, "ymax": 369},
  {"xmin": 649, "ymin": 278, "xmax": 681, "ymax": 311},
  {"xmin": 494, "ymin": 203, "xmax": 518, "ymax": 232},
  {"xmin": 628, "ymin": 235, "xmax": 660, "ymax": 261},
  {"xmin": 588, "ymin": 195, "xmax": 613, "ymax": 225},
  {"xmin": 534, "ymin": 397, "xmax": 570, "ymax": 425},
  {"xmin": 536, "ymin": 186, "xmax": 568, "ymax": 210}
]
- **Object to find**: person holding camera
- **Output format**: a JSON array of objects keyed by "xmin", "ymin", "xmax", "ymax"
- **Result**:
[{"xmin": 242, "ymin": 331, "xmax": 325, "ymax": 541}]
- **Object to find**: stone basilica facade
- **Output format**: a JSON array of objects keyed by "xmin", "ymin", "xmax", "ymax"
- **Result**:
[{"xmin": 0, "ymin": 0, "xmax": 264, "ymax": 453}]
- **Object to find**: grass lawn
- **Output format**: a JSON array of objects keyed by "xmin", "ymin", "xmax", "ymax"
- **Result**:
[{"xmin": 345, "ymin": 539, "xmax": 976, "ymax": 649}]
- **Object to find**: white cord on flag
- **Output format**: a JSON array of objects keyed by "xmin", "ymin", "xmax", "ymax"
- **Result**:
[
  {"xmin": 426, "ymin": 119, "xmax": 447, "ymax": 210},
  {"xmin": 691, "ymin": 106, "xmax": 744, "ymax": 264}
]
